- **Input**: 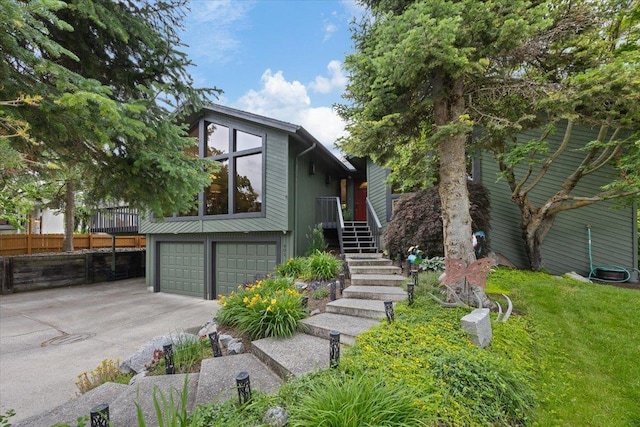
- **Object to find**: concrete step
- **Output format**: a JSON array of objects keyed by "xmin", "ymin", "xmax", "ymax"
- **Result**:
[
  {"xmin": 349, "ymin": 265, "xmax": 402, "ymax": 275},
  {"xmin": 350, "ymin": 273, "xmax": 407, "ymax": 287},
  {"xmin": 345, "ymin": 257, "xmax": 393, "ymax": 267},
  {"xmin": 326, "ymin": 298, "xmax": 388, "ymax": 320},
  {"xmin": 251, "ymin": 332, "xmax": 342, "ymax": 380},
  {"xmin": 300, "ymin": 313, "xmax": 380, "ymax": 345},
  {"xmin": 342, "ymin": 285, "xmax": 407, "ymax": 301},
  {"xmin": 13, "ymin": 382, "xmax": 130, "ymax": 427},
  {"xmin": 195, "ymin": 353, "xmax": 282, "ymax": 406}
]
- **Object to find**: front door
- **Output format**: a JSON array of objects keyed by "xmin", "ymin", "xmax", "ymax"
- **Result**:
[{"xmin": 354, "ymin": 180, "xmax": 367, "ymax": 221}]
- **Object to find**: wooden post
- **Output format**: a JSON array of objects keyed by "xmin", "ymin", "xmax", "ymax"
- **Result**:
[
  {"xmin": 111, "ymin": 235, "xmax": 116, "ymax": 274},
  {"xmin": 27, "ymin": 218, "xmax": 33, "ymax": 255}
]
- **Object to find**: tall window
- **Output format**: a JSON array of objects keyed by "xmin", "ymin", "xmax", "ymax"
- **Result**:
[{"xmin": 204, "ymin": 122, "xmax": 263, "ymax": 216}]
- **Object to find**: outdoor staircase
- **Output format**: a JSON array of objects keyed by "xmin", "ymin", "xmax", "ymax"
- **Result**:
[
  {"xmin": 341, "ymin": 221, "xmax": 378, "ymax": 254},
  {"xmin": 15, "ymin": 253, "xmax": 407, "ymax": 427}
]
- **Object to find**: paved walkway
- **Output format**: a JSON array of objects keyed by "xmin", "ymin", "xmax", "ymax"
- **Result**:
[{"xmin": 0, "ymin": 279, "xmax": 219, "ymax": 424}]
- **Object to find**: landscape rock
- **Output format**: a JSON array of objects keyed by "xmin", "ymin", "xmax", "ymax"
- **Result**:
[
  {"xmin": 295, "ymin": 281, "xmax": 308, "ymax": 292},
  {"xmin": 564, "ymin": 271, "xmax": 591, "ymax": 282},
  {"xmin": 198, "ymin": 320, "xmax": 218, "ymax": 337},
  {"xmin": 219, "ymin": 334, "xmax": 234, "ymax": 349},
  {"xmin": 263, "ymin": 406, "xmax": 289, "ymax": 426},
  {"xmin": 461, "ymin": 308, "xmax": 492, "ymax": 348},
  {"xmin": 128, "ymin": 370, "xmax": 147, "ymax": 386},
  {"xmin": 310, "ymin": 309, "xmax": 321, "ymax": 316},
  {"xmin": 119, "ymin": 332, "xmax": 198, "ymax": 374},
  {"xmin": 228, "ymin": 341, "xmax": 245, "ymax": 355}
]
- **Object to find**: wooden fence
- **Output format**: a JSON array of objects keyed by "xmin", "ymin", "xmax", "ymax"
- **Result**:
[{"xmin": 0, "ymin": 234, "xmax": 146, "ymax": 256}]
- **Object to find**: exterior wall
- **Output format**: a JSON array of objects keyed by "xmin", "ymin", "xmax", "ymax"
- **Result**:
[
  {"xmin": 480, "ymin": 122, "xmax": 637, "ymax": 278},
  {"xmin": 367, "ymin": 159, "xmax": 389, "ymax": 229},
  {"xmin": 293, "ymin": 146, "xmax": 342, "ymax": 255},
  {"xmin": 139, "ymin": 123, "xmax": 290, "ymax": 235}
]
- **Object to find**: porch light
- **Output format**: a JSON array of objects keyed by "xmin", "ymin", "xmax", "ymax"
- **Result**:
[
  {"xmin": 329, "ymin": 330, "xmax": 340, "ymax": 368},
  {"xmin": 90, "ymin": 403, "xmax": 109, "ymax": 427},
  {"xmin": 384, "ymin": 301, "xmax": 395, "ymax": 324},
  {"xmin": 235, "ymin": 371, "xmax": 252, "ymax": 404},
  {"xmin": 163, "ymin": 344, "xmax": 175, "ymax": 374},
  {"xmin": 208, "ymin": 332, "xmax": 222, "ymax": 357},
  {"xmin": 407, "ymin": 283, "xmax": 414, "ymax": 306}
]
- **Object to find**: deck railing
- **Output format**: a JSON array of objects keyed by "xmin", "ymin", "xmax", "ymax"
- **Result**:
[
  {"xmin": 315, "ymin": 197, "xmax": 345, "ymax": 254},
  {"xmin": 90, "ymin": 206, "xmax": 139, "ymax": 234}
]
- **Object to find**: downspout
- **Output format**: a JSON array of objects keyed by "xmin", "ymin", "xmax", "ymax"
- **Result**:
[{"xmin": 293, "ymin": 142, "xmax": 317, "ymax": 255}]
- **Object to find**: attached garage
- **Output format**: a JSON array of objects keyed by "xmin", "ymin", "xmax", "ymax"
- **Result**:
[
  {"xmin": 159, "ymin": 242, "xmax": 205, "ymax": 298},
  {"xmin": 215, "ymin": 242, "xmax": 278, "ymax": 297}
]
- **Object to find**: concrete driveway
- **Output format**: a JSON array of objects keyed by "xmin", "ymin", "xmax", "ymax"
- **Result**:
[{"xmin": 0, "ymin": 279, "xmax": 219, "ymax": 424}]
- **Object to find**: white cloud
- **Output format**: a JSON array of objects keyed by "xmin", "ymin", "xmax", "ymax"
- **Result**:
[
  {"xmin": 235, "ymin": 69, "xmax": 347, "ymax": 153},
  {"xmin": 182, "ymin": 0, "xmax": 255, "ymax": 64},
  {"xmin": 309, "ymin": 60, "xmax": 348, "ymax": 94},
  {"xmin": 323, "ymin": 23, "xmax": 338, "ymax": 42}
]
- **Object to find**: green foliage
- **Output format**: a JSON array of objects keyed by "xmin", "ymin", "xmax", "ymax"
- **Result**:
[
  {"xmin": 287, "ymin": 371, "xmax": 425, "ymax": 426},
  {"xmin": 75, "ymin": 359, "xmax": 133, "ymax": 394},
  {"xmin": 311, "ymin": 286, "xmax": 329, "ymax": 300},
  {"xmin": 274, "ymin": 257, "xmax": 308, "ymax": 279},
  {"xmin": 420, "ymin": 256, "xmax": 445, "ymax": 272},
  {"xmin": 342, "ymin": 298, "xmax": 536, "ymax": 426},
  {"xmin": 305, "ymin": 250, "xmax": 342, "ymax": 280},
  {"xmin": 216, "ymin": 277, "xmax": 307, "ymax": 340},
  {"xmin": 147, "ymin": 337, "xmax": 211, "ymax": 376},
  {"xmin": 192, "ymin": 392, "xmax": 278, "ymax": 426},
  {"xmin": 136, "ymin": 376, "xmax": 194, "ymax": 427},
  {"xmin": 0, "ymin": 410, "xmax": 15, "ymax": 427},
  {"xmin": 384, "ymin": 182, "xmax": 491, "ymax": 258},
  {"xmin": 306, "ymin": 224, "xmax": 326, "ymax": 255}
]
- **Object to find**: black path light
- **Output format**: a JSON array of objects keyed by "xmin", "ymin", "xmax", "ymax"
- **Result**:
[
  {"xmin": 235, "ymin": 371, "xmax": 252, "ymax": 404},
  {"xmin": 163, "ymin": 343, "xmax": 175, "ymax": 374},
  {"xmin": 384, "ymin": 300, "xmax": 395, "ymax": 324},
  {"xmin": 411, "ymin": 269, "xmax": 418, "ymax": 287},
  {"xmin": 407, "ymin": 282, "xmax": 415, "ymax": 306},
  {"xmin": 208, "ymin": 331, "xmax": 223, "ymax": 357},
  {"xmin": 90, "ymin": 403, "xmax": 109, "ymax": 427},
  {"xmin": 339, "ymin": 273, "xmax": 345, "ymax": 292},
  {"xmin": 329, "ymin": 330, "xmax": 340, "ymax": 368},
  {"xmin": 301, "ymin": 295, "xmax": 309, "ymax": 308},
  {"xmin": 330, "ymin": 280, "xmax": 337, "ymax": 301}
]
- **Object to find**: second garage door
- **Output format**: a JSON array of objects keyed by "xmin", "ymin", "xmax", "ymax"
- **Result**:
[
  {"xmin": 159, "ymin": 242, "xmax": 205, "ymax": 298},
  {"xmin": 215, "ymin": 242, "xmax": 278, "ymax": 297}
]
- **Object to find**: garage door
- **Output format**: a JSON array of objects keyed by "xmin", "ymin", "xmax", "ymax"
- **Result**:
[
  {"xmin": 159, "ymin": 242, "xmax": 204, "ymax": 297},
  {"xmin": 215, "ymin": 243, "xmax": 278, "ymax": 297}
]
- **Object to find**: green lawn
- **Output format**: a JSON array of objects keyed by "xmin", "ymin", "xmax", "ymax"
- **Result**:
[{"xmin": 486, "ymin": 268, "xmax": 640, "ymax": 426}]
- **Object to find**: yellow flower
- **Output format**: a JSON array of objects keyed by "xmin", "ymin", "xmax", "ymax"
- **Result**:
[
  {"xmin": 271, "ymin": 298, "xmax": 277, "ymax": 305},
  {"xmin": 243, "ymin": 296, "xmax": 249, "ymax": 303}
]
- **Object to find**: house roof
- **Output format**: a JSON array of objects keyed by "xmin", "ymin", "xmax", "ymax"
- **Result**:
[{"xmin": 190, "ymin": 103, "xmax": 355, "ymax": 174}]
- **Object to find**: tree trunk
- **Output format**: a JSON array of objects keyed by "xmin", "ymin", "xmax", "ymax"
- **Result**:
[
  {"xmin": 62, "ymin": 180, "xmax": 75, "ymax": 252},
  {"xmin": 434, "ymin": 76, "xmax": 494, "ymax": 308},
  {"xmin": 521, "ymin": 209, "xmax": 557, "ymax": 271}
]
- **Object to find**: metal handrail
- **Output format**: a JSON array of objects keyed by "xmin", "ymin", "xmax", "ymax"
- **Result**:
[
  {"xmin": 90, "ymin": 206, "xmax": 139, "ymax": 234},
  {"xmin": 366, "ymin": 198, "xmax": 381, "ymax": 251},
  {"xmin": 336, "ymin": 198, "xmax": 345, "ymax": 255}
]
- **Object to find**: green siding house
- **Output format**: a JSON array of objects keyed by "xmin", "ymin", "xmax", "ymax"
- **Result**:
[
  {"xmin": 479, "ymin": 121, "xmax": 638, "ymax": 282},
  {"xmin": 139, "ymin": 104, "xmax": 361, "ymax": 298}
]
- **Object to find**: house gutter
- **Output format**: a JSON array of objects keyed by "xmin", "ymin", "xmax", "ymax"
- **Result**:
[{"xmin": 293, "ymin": 142, "xmax": 317, "ymax": 255}]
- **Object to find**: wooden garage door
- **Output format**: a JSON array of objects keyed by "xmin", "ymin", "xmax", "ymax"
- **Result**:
[
  {"xmin": 215, "ymin": 243, "xmax": 277, "ymax": 297},
  {"xmin": 159, "ymin": 242, "xmax": 204, "ymax": 298}
]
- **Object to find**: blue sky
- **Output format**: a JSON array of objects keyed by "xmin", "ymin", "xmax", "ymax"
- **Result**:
[{"xmin": 181, "ymin": 0, "xmax": 365, "ymax": 152}]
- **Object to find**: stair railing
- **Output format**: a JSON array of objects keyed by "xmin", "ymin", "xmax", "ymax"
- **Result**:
[
  {"xmin": 366, "ymin": 198, "xmax": 381, "ymax": 252},
  {"xmin": 336, "ymin": 198, "xmax": 345, "ymax": 255}
]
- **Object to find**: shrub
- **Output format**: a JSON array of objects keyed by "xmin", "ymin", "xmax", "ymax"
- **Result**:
[
  {"xmin": 306, "ymin": 224, "xmax": 326, "ymax": 255},
  {"xmin": 384, "ymin": 182, "xmax": 491, "ymax": 258},
  {"xmin": 275, "ymin": 257, "xmax": 308, "ymax": 279},
  {"xmin": 305, "ymin": 250, "xmax": 342, "ymax": 280},
  {"xmin": 75, "ymin": 359, "xmax": 133, "ymax": 394},
  {"xmin": 312, "ymin": 286, "xmax": 329, "ymax": 300},
  {"xmin": 217, "ymin": 277, "xmax": 307, "ymax": 340},
  {"xmin": 287, "ymin": 371, "xmax": 425, "ymax": 427}
]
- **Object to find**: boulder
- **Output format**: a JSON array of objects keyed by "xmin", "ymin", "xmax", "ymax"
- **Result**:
[
  {"xmin": 119, "ymin": 332, "xmax": 198, "ymax": 373},
  {"xmin": 461, "ymin": 308, "xmax": 492, "ymax": 348},
  {"xmin": 263, "ymin": 406, "xmax": 288, "ymax": 426}
]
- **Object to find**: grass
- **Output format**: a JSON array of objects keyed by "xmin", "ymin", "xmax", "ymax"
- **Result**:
[{"xmin": 486, "ymin": 268, "xmax": 640, "ymax": 426}]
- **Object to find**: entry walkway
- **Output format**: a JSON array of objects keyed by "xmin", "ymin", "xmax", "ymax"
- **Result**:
[{"xmin": 0, "ymin": 279, "xmax": 219, "ymax": 424}]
